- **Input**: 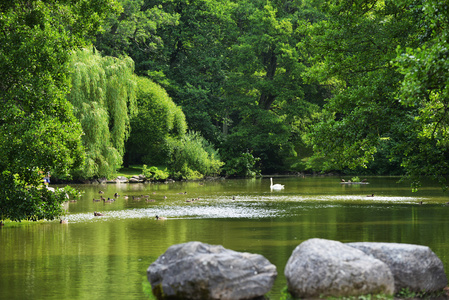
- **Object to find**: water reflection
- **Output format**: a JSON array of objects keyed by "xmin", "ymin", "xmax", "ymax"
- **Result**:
[{"xmin": 2, "ymin": 176, "xmax": 449, "ymax": 300}]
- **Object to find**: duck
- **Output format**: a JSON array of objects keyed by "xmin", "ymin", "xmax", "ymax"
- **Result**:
[
  {"xmin": 366, "ymin": 194, "xmax": 374, "ymax": 197},
  {"xmin": 60, "ymin": 219, "xmax": 68, "ymax": 224},
  {"xmin": 155, "ymin": 215, "xmax": 166, "ymax": 220},
  {"xmin": 270, "ymin": 178, "xmax": 285, "ymax": 190},
  {"xmin": 94, "ymin": 211, "xmax": 104, "ymax": 216}
]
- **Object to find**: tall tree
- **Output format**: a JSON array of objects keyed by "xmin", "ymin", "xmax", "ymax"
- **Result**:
[
  {"xmin": 68, "ymin": 48, "xmax": 137, "ymax": 179},
  {"xmin": 95, "ymin": 0, "xmax": 179, "ymax": 75},
  {"xmin": 306, "ymin": 0, "xmax": 448, "ymax": 187},
  {"xmin": 393, "ymin": 0, "xmax": 449, "ymax": 188},
  {"xmin": 126, "ymin": 76, "xmax": 186, "ymax": 166},
  {"xmin": 222, "ymin": 0, "xmax": 325, "ymax": 173},
  {"xmin": 0, "ymin": 0, "xmax": 119, "ymax": 222}
]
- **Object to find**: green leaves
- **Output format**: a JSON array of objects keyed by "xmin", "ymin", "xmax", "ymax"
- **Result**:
[
  {"xmin": 68, "ymin": 48, "xmax": 137, "ymax": 179},
  {"xmin": 126, "ymin": 76, "xmax": 186, "ymax": 166},
  {"xmin": 0, "ymin": 0, "xmax": 117, "ymax": 221}
]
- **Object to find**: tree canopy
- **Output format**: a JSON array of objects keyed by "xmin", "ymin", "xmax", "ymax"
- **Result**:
[
  {"xmin": 68, "ymin": 48, "xmax": 137, "ymax": 179},
  {"xmin": 307, "ymin": 0, "xmax": 449, "ymax": 188},
  {"xmin": 126, "ymin": 76, "xmax": 186, "ymax": 166},
  {"xmin": 0, "ymin": 0, "xmax": 119, "ymax": 221},
  {"xmin": 3, "ymin": 0, "xmax": 449, "ymax": 224}
]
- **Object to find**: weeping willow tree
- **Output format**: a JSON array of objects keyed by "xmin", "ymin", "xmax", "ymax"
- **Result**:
[{"xmin": 68, "ymin": 48, "xmax": 137, "ymax": 179}]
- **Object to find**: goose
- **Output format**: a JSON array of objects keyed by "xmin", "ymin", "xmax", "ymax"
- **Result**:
[
  {"xmin": 155, "ymin": 215, "xmax": 166, "ymax": 220},
  {"xmin": 99, "ymin": 190, "xmax": 104, "ymax": 194},
  {"xmin": 93, "ymin": 198, "xmax": 101, "ymax": 202},
  {"xmin": 366, "ymin": 194, "xmax": 374, "ymax": 197},
  {"xmin": 270, "ymin": 178, "xmax": 284, "ymax": 190},
  {"xmin": 103, "ymin": 198, "xmax": 114, "ymax": 203},
  {"xmin": 114, "ymin": 193, "xmax": 119, "ymax": 198},
  {"xmin": 94, "ymin": 211, "xmax": 104, "ymax": 216},
  {"xmin": 60, "ymin": 219, "xmax": 68, "ymax": 224}
]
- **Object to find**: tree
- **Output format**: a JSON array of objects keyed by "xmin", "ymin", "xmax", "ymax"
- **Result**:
[
  {"xmin": 393, "ymin": 0, "xmax": 449, "ymax": 188},
  {"xmin": 0, "ymin": 0, "xmax": 119, "ymax": 222},
  {"xmin": 306, "ymin": 0, "xmax": 449, "ymax": 187},
  {"xmin": 126, "ymin": 76, "xmax": 186, "ymax": 166},
  {"xmin": 68, "ymin": 48, "xmax": 138, "ymax": 179},
  {"xmin": 222, "ymin": 0, "xmax": 325, "ymax": 173},
  {"xmin": 95, "ymin": 0, "xmax": 179, "ymax": 75}
]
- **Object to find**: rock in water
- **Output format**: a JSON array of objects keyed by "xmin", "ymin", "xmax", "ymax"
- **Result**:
[
  {"xmin": 284, "ymin": 238, "xmax": 394, "ymax": 298},
  {"xmin": 347, "ymin": 242, "xmax": 447, "ymax": 294},
  {"xmin": 147, "ymin": 241, "xmax": 277, "ymax": 300}
]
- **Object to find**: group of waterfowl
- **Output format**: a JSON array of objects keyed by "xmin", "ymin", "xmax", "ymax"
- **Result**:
[{"xmin": 92, "ymin": 190, "xmax": 176, "ymax": 220}]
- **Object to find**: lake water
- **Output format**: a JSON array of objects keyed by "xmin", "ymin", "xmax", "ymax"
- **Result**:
[{"xmin": 1, "ymin": 176, "xmax": 449, "ymax": 299}]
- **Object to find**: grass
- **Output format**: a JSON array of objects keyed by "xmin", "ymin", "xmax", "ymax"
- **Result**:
[
  {"xmin": 1, "ymin": 219, "xmax": 50, "ymax": 228},
  {"xmin": 116, "ymin": 165, "xmax": 144, "ymax": 178}
]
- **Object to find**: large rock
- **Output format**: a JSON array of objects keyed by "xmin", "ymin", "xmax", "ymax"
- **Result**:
[
  {"xmin": 347, "ymin": 242, "xmax": 448, "ymax": 293},
  {"xmin": 284, "ymin": 238, "xmax": 394, "ymax": 298},
  {"xmin": 147, "ymin": 241, "xmax": 277, "ymax": 300}
]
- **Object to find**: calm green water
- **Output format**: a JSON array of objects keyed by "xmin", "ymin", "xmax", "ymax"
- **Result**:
[{"xmin": 1, "ymin": 176, "xmax": 449, "ymax": 299}]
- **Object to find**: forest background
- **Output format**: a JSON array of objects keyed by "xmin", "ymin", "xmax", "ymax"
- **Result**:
[{"xmin": 1, "ymin": 0, "xmax": 449, "ymax": 221}]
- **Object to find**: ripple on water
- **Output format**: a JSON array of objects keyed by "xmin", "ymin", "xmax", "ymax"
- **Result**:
[
  {"xmin": 64, "ymin": 194, "xmax": 428, "ymax": 223},
  {"xmin": 65, "ymin": 202, "xmax": 286, "ymax": 223}
]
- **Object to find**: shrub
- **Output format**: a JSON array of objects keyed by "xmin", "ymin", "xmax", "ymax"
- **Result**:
[{"xmin": 142, "ymin": 165, "xmax": 169, "ymax": 181}]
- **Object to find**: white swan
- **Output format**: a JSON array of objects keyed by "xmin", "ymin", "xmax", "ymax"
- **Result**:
[{"xmin": 270, "ymin": 177, "xmax": 284, "ymax": 190}]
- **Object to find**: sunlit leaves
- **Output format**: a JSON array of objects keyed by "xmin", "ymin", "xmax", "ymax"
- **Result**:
[
  {"xmin": 0, "ymin": 0, "xmax": 117, "ymax": 221},
  {"xmin": 68, "ymin": 48, "xmax": 137, "ymax": 179}
]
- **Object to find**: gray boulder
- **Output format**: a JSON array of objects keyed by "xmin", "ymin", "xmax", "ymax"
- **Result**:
[
  {"xmin": 347, "ymin": 242, "xmax": 448, "ymax": 293},
  {"xmin": 128, "ymin": 176, "xmax": 143, "ymax": 183},
  {"xmin": 285, "ymin": 238, "xmax": 394, "ymax": 298},
  {"xmin": 147, "ymin": 241, "xmax": 277, "ymax": 300},
  {"xmin": 115, "ymin": 176, "xmax": 129, "ymax": 183}
]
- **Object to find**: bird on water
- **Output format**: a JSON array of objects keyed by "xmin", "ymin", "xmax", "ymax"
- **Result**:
[{"xmin": 270, "ymin": 178, "xmax": 284, "ymax": 190}]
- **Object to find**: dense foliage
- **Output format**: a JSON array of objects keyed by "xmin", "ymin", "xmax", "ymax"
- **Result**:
[
  {"xmin": 96, "ymin": 0, "xmax": 326, "ymax": 174},
  {"xmin": 68, "ymin": 48, "xmax": 137, "ymax": 179},
  {"xmin": 126, "ymin": 76, "xmax": 186, "ymax": 166},
  {"xmin": 307, "ymin": 0, "xmax": 449, "ymax": 188},
  {"xmin": 0, "ymin": 0, "xmax": 119, "ymax": 221},
  {"xmin": 3, "ymin": 0, "xmax": 449, "ymax": 222}
]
